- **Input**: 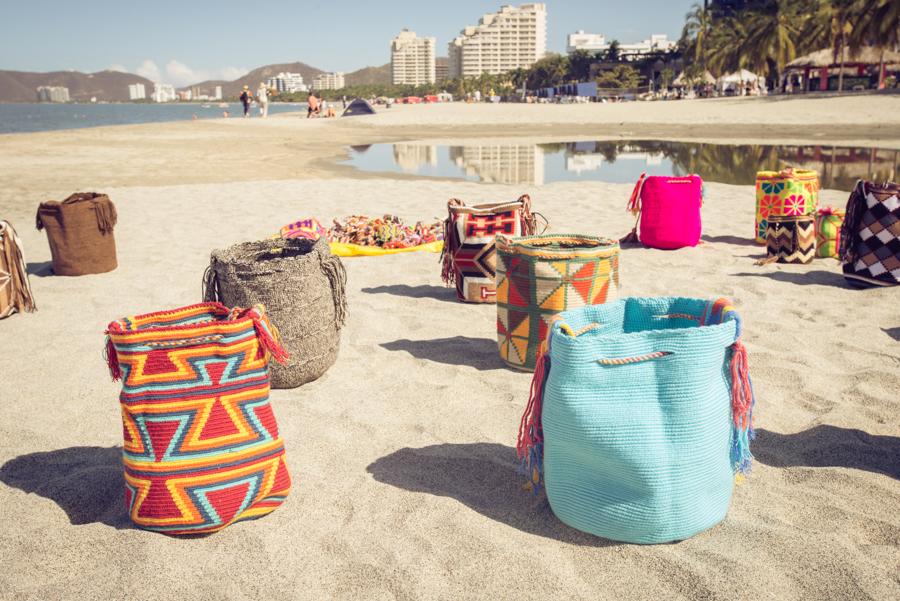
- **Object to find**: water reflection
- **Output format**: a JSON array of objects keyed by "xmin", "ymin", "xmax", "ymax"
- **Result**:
[{"xmin": 344, "ymin": 140, "xmax": 899, "ymax": 191}]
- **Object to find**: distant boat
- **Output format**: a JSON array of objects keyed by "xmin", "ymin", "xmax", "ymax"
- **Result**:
[
  {"xmin": 218, "ymin": 102, "xmax": 229, "ymax": 108},
  {"xmin": 201, "ymin": 104, "xmax": 211, "ymax": 108}
]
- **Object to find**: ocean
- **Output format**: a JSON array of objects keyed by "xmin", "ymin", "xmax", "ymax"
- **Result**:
[{"xmin": 0, "ymin": 102, "xmax": 307, "ymax": 134}]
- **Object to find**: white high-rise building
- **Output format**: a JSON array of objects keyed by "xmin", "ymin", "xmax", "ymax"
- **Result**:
[
  {"xmin": 151, "ymin": 83, "xmax": 176, "ymax": 103},
  {"xmin": 447, "ymin": 3, "xmax": 547, "ymax": 79},
  {"xmin": 566, "ymin": 31, "xmax": 607, "ymax": 53},
  {"xmin": 128, "ymin": 83, "xmax": 146, "ymax": 100},
  {"xmin": 36, "ymin": 86, "xmax": 70, "ymax": 102},
  {"xmin": 214, "ymin": 85, "xmax": 223, "ymax": 100},
  {"xmin": 266, "ymin": 72, "xmax": 307, "ymax": 93},
  {"xmin": 311, "ymin": 72, "xmax": 345, "ymax": 91},
  {"xmin": 391, "ymin": 30, "xmax": 436, "ymax": 85}
]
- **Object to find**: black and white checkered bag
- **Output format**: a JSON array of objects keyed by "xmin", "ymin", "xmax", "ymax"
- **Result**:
[{"xmin": 840, "ymin": 180, "xmax": 900, "ymax": 287}]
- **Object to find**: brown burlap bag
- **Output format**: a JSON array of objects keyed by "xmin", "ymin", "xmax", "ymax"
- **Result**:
[
  {"xmin": 203, "ymin": 236, "xmax": 347, "ymax": 389},
  {"xmin": 36, "ymin": 192, "xmax": 118, "ymax": 276}
]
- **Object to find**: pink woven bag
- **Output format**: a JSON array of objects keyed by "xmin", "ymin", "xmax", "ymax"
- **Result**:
[{"xmin": 623, "ymin": 173, "xmax": 703, "ymax": 250}]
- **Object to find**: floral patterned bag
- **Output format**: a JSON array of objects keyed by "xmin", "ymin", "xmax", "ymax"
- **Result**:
[{"xmin": 755, "ymin": 169, "xmax": 819, "ymax": 244}]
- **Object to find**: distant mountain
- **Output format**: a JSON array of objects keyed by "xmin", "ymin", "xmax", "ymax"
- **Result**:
[
  {"xmin": 345, "ymin": 64, "xmax": 391, "ymax": 87},
  {"xmin": 0, "ymin": 69, "xmax": 155, "ymax": 103},
  {"xmin": 186, "ymin": 62, "xmax": 324, "ymax": 97}
]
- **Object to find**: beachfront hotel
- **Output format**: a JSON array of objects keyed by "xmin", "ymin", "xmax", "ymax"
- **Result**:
[
  {"xmin": 312, "ymin": 72, "xmax": 346, "ymax": 91},
  {"xmin": 391, "ymin": 30, "xmax": 436, "ymax": 86},
  {"xmin": 447, "ymin": 3, "xmax": 547, "ymax": 79},
  {"xmin": 36, "ymin": 86, "xmax": 70, "ymax": 102}
]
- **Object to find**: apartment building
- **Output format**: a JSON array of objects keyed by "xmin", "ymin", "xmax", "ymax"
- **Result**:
[
  {"xmin": 566, "ymin": 31, "xmax": 606, "ymax": 53},
  {"xmin": 151, "ymin": 83, "xmax": 176, "ymax": 102},
  {"xmin": 266, "ymin": 72, "xmax": 308, "ymax": 93},
  {"xmin": 447, "ymin": 3, "xmax": 547, "ymax": 79},
  {"xmin": 435, "ymin": 57, "xmax": 449, "ymax": 82},
  {"xmin": 311, "ymin": 72, "xmax": 346, "ymax": 91},
  {"xmin": 128, "ymin": 83, "xmax": 146, "ymax": 100},
  {"xmin": 567, "ymin": 31, "xmax": 676, "ymax": 58},
  {"xmin": 391, "ymin": 30, "xmax": 436, "ymax": 85},
  {"xmin": 36, "ymin": 86, "xmax": 70, "ymax": 102}
]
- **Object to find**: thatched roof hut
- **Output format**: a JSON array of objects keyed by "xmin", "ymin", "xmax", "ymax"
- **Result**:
[
  {"xmin": 672, "ymin": 70, "xmax": 716, "ymax": 86},
  {"xmin": 787, "ymin": 47, "xmax": 900, "ymax": 69}
]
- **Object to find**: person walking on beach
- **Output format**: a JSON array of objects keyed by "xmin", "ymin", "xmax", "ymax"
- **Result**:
[
  {"xmin": 256, "ymin": 83, "xmax": 269, "ymax": 118},
  {"xmin": 239, "ymin": 85, "xmax": 253, "ymax": 118},
  {"xmin": 307, "ymin": 92, "xmax": 319, "ymax": 118}
]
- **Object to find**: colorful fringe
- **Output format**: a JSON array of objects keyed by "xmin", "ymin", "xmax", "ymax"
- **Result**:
[{"xmin": 516, "ymin": 346, "xmax": 550, "ymax": 492}]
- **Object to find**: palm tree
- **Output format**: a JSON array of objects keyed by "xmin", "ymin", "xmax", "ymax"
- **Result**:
[
  {"xmin": 739, "ymin": 0, "xmax": 807, "ymax": 91},
  {"xmin": 604, "ymin": 40, "xmax": 622, "ymax": 63},
  {"xmin": 568, "ymin": 49, "xmax": 595, "ymax": 82},
  {"xmin": 681, "ymin": 3, "xmax": 713, "ymax": 71},
  {"xmin": 850, "ymin": 0, "xmax": 900, "ymax": 89}
]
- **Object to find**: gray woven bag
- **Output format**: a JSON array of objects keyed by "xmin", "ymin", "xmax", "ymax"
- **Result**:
[{"xmin": 203, "ymin": 237, "xmax": 347, "ymax": 388}]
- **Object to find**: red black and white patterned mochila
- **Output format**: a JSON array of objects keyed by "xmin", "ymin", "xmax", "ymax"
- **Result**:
[{"xmin": 840, "ymin": 180, "xmax": 900, "ymax": 288}]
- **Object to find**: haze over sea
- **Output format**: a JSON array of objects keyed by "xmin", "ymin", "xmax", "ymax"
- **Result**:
[{"xmin": 0, "ymin": 102, "xmax": 306, "ymax": 134}]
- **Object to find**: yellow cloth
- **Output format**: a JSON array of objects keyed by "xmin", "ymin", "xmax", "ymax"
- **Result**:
[{"xmin": 328, "ymin": 240, "xmax": 443, "ymax": 257}]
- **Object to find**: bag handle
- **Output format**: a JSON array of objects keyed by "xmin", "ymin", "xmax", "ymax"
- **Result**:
[
  {"xmin": 104, "ymin": 303, "xmax": 288, "ymax": 382},
  {"xmin": 202, "ymin": 265, "xmax": 221, "ymax": 303},
  {"xmin": 598, "ymin": 351, "xmax": 672, "ymax": 365}
]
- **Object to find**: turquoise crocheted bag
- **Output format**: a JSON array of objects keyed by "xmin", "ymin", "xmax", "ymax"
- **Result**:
[{"xmin": 517, "ymin": 297, "xmax": 755, "ymax": 544}]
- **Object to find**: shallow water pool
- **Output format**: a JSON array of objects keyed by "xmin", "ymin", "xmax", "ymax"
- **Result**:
[{"xmin": 344, "ymin": 140, "xmax": 899, "ymax": 192}]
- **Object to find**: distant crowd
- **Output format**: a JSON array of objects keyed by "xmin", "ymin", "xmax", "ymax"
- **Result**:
[{"xmin": 225, "ymin": 84, "xmax": 343, "ymax": 119}]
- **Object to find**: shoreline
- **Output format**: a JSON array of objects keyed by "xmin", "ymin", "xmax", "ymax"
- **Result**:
[{"xmin": 1, "ymin": 96, "xmax": 899, "ymax": 210}]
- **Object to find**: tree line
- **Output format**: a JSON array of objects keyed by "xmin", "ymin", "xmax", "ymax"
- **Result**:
[
  {"xmin": 272, "ymin": 44, "xmax": 661, "ymax": 102},
  {"xmin": 680, "ymin": 0, "xmax": 899, "ymax": 91}
]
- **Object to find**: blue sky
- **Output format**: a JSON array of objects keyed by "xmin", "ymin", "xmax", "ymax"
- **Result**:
[{"xmin": 1, "ymin": 1, "xmax": 696, "ymax": 85}]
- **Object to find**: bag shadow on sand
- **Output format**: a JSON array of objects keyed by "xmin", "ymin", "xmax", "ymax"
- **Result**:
[
  {"xmin": 731, "ymin": 269, "xmax": 849, "ymax": 287},
  {"xmin": 753, "ymin": 426, "xmax": 900, "ymax": 480},
  {"xmin": 0, "ymin": 446, "xmax": 131, "ymax": 529},
  {"xmin": 25, "ymin": 261, "xmax": 54, "ymax": 278},
  {"xmin": 379, "ymin": 336, "xmax": 505, "ymax": 371},
  {"xmin": 366, "ymin": 442, "xmax": 617, "ymax": 546},
  {"xmin": 361, "ymin": 284, "xmax": 459, "ymax": 304}
]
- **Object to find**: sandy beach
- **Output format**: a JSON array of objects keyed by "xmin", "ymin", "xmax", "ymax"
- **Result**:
[{"xmin": 1, "ymin": 96, "xmax": 899, "ymax": 600}]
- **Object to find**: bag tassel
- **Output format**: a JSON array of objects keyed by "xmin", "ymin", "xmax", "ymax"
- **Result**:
[
  {"xmin": 516, "ymin": 348, "xmax": 550, "ymax": 493},
  {"xmin": 251, "ymin": 311, "xmax": 290, "ymax": 365},
  {"xmin": 93, "ymin": 199, "xmax": 118, "ymax": 234},
  {"xmin": 620, "ymin": 173, "xmax": 647, "ymax": 245},
  {"xmin": 321, "ymin": 254, "xmax": 348, "ymax": 328},
  {"xmin": 104, "ymin": 336, "xmax": 122, "ymax": 382},
  {"xmin": 729, "ymin": 339, "xmax": 755, "ymax": 474},
  {"xmin": 626, "ymin": 172, "xmax": 646, "ymax": 215},
  {"xmin": 439, "ymin": 216, "xmax": 455, "ymax": 285}
]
